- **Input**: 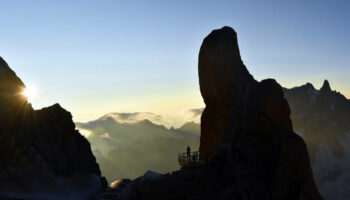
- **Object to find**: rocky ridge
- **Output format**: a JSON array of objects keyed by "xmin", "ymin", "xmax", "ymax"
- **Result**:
[
  {"xmin": 0, "ymin": 57, "xmax": 106, "ymax": 199},
  {"xmin": 284, "ymin": 80, "xmax": 350, "ymax": 160}
]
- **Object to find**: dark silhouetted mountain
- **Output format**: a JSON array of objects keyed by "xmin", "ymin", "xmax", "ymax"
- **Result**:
[
  {"xmin": 0, "ymin": 57, "xmax": 106, "ymax": 199},
  {"xmin": 76, "ymin": 114, "xmax": 200, "ymax": 181},
  {"xmin": 103, "ymin": 27, "xmax": 322, "ymax": 200},
  {"xmin": 284, "ymin": 80, "xmax": 350, "ymax": 199}
]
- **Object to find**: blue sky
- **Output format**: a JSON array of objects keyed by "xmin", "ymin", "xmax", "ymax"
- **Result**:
[{"xmin": 0, "ymin": 0, "xmax": 349, "ymax": 122}]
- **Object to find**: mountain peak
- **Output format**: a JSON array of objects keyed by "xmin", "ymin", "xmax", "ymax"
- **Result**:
[
  {"xmin": 305, "ymin": 82, "xmax": 315, "ymax": 90},
  {"xmin": 321, "ymin": 79, "xmax": 331, "ymax": 92}
]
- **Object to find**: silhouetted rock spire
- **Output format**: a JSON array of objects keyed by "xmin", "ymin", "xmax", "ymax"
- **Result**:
[
  {"xmin": 198, "ymin": 26, "xmax": 322, "ymax": 199},
  {"xmin": 199, "ymin": 27, "xmax": 254, "ymax": 107},
  {"xmin": 320, "ymin": 79, "xmax": 331, "ymax": 92},
  {"xmin": 198, "ymin": 26, "xmax": 256, "ymax": 156}
]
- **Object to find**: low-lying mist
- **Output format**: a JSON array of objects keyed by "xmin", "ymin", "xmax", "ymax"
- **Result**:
[{"xmin": 76, "ymin": 113, "xmax": 200, "ymax": 181}]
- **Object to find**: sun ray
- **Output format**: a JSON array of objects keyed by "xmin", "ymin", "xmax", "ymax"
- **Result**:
[{"xmin": 22, "ymin": 85, "xmax": 37, "ymax": 102}]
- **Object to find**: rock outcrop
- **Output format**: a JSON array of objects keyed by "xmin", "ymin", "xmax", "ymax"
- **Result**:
[
  {"xmin": 0, "ymin": 57, "xmax": 106, "ymax": 199},
  {"xmin": 103, "ymin": 27, "xmax": 322, "ymax": 200}
]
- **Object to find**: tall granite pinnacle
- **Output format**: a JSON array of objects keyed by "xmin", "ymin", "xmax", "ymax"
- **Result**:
[
  {"xmin": 198, "ymin": 26, "xmax": 256, "ymax": 156},
  {"xmin": 198, "ymin": 26, "xmax": 322, "ymax": 199}
]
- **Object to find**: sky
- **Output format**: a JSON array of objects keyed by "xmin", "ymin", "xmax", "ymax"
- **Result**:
[{"xmin": 0, "ymin": 0, "xmax": 349, "ymax": 122}]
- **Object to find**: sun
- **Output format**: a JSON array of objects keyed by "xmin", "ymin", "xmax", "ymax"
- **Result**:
[{"xmin": 22, "ymin": 86, "xmax": 37, "ymax": 101}]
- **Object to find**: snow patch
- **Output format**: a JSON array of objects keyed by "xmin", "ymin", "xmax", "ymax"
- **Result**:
[
  {"xmin": 296, "ymin": 129, "xmax": 305, "ymax": 137},
  {"xmin": 312, "ymin": 132, "xmax": 350, "ymax": 199},
  {"xmin": 79, "ymin": 128, "xmax": 93, "ymax": 138}
]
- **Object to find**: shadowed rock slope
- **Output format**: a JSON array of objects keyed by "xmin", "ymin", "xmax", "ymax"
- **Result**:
[
  {"xmin": 101, "ymin": 27, "xmax": 322, "ymax": 200},
  {"xmin": 284, "ymin": 81, "xmax": 350, "ymax": 199},
  {"xmin": 0, "ymin": 57, "xmax": 106, "ymax": 199}
]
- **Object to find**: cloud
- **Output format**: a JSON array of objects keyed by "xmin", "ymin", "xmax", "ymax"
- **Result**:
[
  {"xmin": 100, "ymin": 133, "xmax": 110, "ymax": 138},
  {"xmin": 78, "ymin": 129, "xmax": 93, "ymax": 137},
  {"xmin": 101, "ymin": 112, "xmax": 167, "ymax": 125},
  {"xmin": 187, "ymin": 108, "xmax": 204, "ymax": 118}
]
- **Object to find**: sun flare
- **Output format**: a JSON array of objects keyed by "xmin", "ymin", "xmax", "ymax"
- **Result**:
[{"xmin": 22, "ymin": 86, "xmax": 37, "ymax": 101}]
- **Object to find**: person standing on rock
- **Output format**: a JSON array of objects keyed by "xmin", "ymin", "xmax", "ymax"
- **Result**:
[{"xmin": 187, "ymin": 145, "xmax": 191, "ymax": 159}]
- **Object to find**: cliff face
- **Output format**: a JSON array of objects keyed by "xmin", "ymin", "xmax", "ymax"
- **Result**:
[
  {"xmin": 102, "ymin": 27, "xmax": 322, "ymax": 200},
  {"xmin": 0, "ymin": 57, "xmax": 106, "ymax": 199}
]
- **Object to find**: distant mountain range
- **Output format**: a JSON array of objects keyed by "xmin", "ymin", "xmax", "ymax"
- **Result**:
[
  {"xmin": 284, "ymin": 80, "xmax": 350, "ymax": 199},
  {"xmin": 77, "ymin": 80, "xmax": 350, "ymax": 199},
  {"xmin": 76, "ymin": 112, "xmax": 200, "ymax": 181}
]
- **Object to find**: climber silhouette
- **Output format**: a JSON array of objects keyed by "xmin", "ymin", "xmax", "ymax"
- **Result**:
[{"xmin": 186, "ymin": 145, "xmax": 191, "ymax": 158}]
